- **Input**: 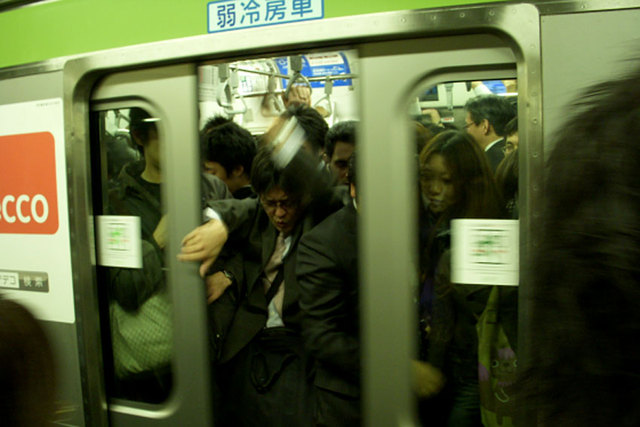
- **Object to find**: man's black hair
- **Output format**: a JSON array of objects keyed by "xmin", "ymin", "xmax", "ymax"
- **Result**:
[
  {"xmin": 464, "ymin": 94, "xmax": 516, "ymax": 136},
  {"xmin": 128, "ymin": 107, "xmax": 157, "ymax": 153},
  {"xmin": 250, "ymin": 145, "xmax": 305, "ymax": 199},
  {"xmin": 325, "ymin": 120, "xmax": 357, "ymax": 159},
  {"xmin": 202, "ymin": 115, "xmax": 232, "ymax": 134},
  {"xmin": 201, "ymin": 121, "xmax": 257, "ymax": 176},
  {"xmin": 280, "ymin": 104, "xmax": 328, "ymax": 155},
  {"xmin": 503, "ymin": 117, "xmax": 518, "ymax": 137}
]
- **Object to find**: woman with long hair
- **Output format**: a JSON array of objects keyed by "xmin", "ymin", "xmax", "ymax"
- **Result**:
[
  {"xmin": 418, "ymin": 130, "xmax": 503, "ymax": 311},
  {"xmin": 417, "ymin": 130, "xmax": 504, "ymax": 426}
]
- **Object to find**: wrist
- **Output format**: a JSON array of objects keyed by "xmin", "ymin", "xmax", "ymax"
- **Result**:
[{"xmin": 222, "ymin": 270, "xmax": 234, "ymax": 286}]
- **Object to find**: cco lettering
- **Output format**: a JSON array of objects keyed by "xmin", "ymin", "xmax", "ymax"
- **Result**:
[{"xmin": 0, "ymin": 194, "xmax": 49, "ymax": 224}]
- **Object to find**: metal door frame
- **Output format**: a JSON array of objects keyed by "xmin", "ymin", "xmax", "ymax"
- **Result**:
[{"xmin": 61, "ymin": 3, "xmax": 542, "ymax": 425}]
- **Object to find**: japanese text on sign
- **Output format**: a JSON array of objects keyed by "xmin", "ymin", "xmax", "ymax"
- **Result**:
[{"xmin": 208, "ymin": 0, "xmax": 324, "ymax": 33}]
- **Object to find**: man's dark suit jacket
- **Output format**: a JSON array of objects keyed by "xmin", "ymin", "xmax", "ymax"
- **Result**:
[
  {"xmin": 486, "ymin": 138, "xmax": 505, "ymax": 173},
  {"xmin": 209, "ymin": 190, "xmax": 342, "ymax": 364},
  {"xmin": 296, "ymin": 202, "xmax": 360, "ymax": 398}
]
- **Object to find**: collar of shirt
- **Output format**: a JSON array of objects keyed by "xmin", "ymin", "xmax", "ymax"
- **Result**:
[
  {"xmin": 282, "ymin": 234, "xmax": 292, "ymax": 258},
  {"xmin": 485, "ymin": 138, "xmax": 503, "ymax": 152}
]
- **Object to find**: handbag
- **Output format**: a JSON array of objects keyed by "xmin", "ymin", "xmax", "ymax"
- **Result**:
[
  {"xmin": 110, "ymin": 289, "xmax": 173, "ymax": 378},
  {"xmin": 477, "ymin": 286, "xmax": 517, "ymax": 427}
]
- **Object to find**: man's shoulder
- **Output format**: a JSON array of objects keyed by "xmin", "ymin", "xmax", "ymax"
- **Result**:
[
  {"xmin": 302, "ymin": 203, "xmax": 355, "ymax": 246},
  {"xmin": 201, "ymin": 173, "xmax": 233, "ymax": 200}
]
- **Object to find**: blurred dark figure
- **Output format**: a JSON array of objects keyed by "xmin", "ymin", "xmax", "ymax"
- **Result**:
[
  {"xmin": 0, "ymin": 297, "xmax": 56, "ymax": 426},
  {"xmin": 519, "ymin": 65, "xmax": 640, "ymax": 426}
]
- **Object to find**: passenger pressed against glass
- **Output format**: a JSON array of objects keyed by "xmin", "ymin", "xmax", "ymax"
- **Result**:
[
  {"xmin": 417, "ymin": 129, "xmax": 513, "ymax": 426},
  {"xmin": 324, "ymin": 120, "xmax": 357, "ymax": 186},
  {"xmin": 200, "ymin": 117, "xmax": 257, "ymax": 199},
  {"xmin": 413, "ymin": 78, "xmax": 520, "ymax": 426},
  {"xmin": 179, "ymin": 105, "xmax": 342, "ymax": 426},
  {"xmin": 420, "ymin": 153, "xmax": 455, "ymax": 214},
  {"xmin": 104, "ymin": 107, "xmax": 230, "ymax": 403}
]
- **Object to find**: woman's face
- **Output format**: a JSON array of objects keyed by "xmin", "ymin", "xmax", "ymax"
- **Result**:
[{"xmin": 421, "ymin": 153, "xmax": 456, "ymax": 214}]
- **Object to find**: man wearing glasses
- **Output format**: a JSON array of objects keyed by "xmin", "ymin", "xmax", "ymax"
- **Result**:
[{"xmin": 463, "ymin": 94, "xmax": 516, "ymax": 172}]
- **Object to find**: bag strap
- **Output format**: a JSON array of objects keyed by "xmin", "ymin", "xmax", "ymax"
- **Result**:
[{"xmin": 265, "ymin": 266, "xmax": 284, "ymax": 303}]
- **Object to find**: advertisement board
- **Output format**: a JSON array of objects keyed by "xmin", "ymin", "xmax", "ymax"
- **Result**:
[{"xmin": 0, "ymin": 98, "xmax": 75, "ymax": 323}]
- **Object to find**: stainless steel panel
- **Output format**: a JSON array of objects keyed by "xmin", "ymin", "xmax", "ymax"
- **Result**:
[
  {"xmin": 537, "ymin": 0, "xmax": 640, "ymax": 15},
  {"xmin": 91, "ymin": 64, "xmax": 213, "ymax": 426},
  {"xmin": 356, "ymin": 25, "xmax": 540, "ymax": 423},
  {"xmin": 0, "ymin": 68, "xmax": 63, "ymax": 103},
  {"xmin": 541, "ymin": 8, "xmax": 640, "ymax": 155},
  {"xmin": 0, "ymin": 70, "xmax": 100, "ymax": 427},
  {"xmin": 42, "ymin": 321, "xmax": 86, "ymax": 426}
]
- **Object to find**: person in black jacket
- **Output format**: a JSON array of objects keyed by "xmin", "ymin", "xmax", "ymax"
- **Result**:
[
  {"xmin": 200, "ymin": 117, "xmax": 257, "ymax": 200},
  {"xmin": 519, "ymin": 64, "xmax": 640, "ymax": 427},
  {"xmin": 107, "ymin": 107, "xmax": 230, "ymax": 403},
  {"xmin": 463, "ymin": 95, "xmax": 515, "ymax": 173},
  {"xmin": 296, "ymin": 155, "xmax": 360, "ymax": 426}
]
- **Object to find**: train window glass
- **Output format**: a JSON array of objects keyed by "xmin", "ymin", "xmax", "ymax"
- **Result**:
[
  {"xmin": 92, "ymin": 107, "xmax": 174, "ymax": 404},
  {"xmin": 196, "ymin": 51, "xmax": 362, "ymax": 425},
  {"xmin": 198, "ymin": 51, "xmax": 359, "ymax": 135},
  {"xmin": 412, "ymin": 79, "xmax": 519, "ymax": 425}
]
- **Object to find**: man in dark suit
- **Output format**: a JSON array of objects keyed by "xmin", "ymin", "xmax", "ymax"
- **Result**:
[
  {"xmin": 296, "ymin": 155, "xmax": 361, "ymax": 426},
  {"xmin": 464, "ymin": 94, "xmax": 516, "ymax": 173}
]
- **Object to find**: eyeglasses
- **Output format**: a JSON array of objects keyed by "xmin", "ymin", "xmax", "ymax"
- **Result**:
[
  {"xmin": 261, "ymin": 198, "xmax": 299, "ymax": 211},
  {"xmin": 463, "ymin": 121, "xmax": 474, "ymax": 129}
]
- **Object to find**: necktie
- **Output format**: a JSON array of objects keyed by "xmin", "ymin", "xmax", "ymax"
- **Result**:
[{"xmin": 263, "ymin": 232, "xmax": 286, "ymax": 325}]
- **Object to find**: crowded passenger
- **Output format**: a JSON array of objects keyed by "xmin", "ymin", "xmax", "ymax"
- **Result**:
[
  {"xmin": 519, "ymin": 64, "xmax": 640, "ymax": 426},
  {"xmin": 323, "ymin": 120, "xmax": 357, "ymax": 186},
  {"xmin": 296, "ymin": 154, "xmax": 360, "ymax": 425},
  {"xmin": 179, "ymin": 105, "xmax": 342, "ymax": 426},
  {"xmin": 417, "ymin": 130, "xmax": 504, "ymax": 425},
  {"xmin": 107, "ymin": 108, "xmax": 230, "ymax": 403},
  {"xmin": 464, "ymin": 94, "xmax": 516, "ymax": 172},
  {"xmin": 502, "ymin": 117, "xmax": 518, "ymax": 156},
  {"xmin": 200, "ymin": 117, "xmax": 257, "ymax": 199}
]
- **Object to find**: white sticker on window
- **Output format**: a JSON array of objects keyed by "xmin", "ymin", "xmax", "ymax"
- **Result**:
[
  {"xmin": 451, "ymin": 219, "xmax": 519, "ymax": 286},
  {"xmin": 96, "ymin": 215, "xmax": 142, "ymax": 269}
]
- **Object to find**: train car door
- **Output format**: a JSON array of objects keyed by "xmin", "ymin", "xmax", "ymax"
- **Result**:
[
  {"xmin": 89, "ymin": 64, "xmax": 214, "ymax": 425},
  {"xmin": 64, "ymin": 4, "xmax": 543, "ymax": 425},
  {"xmin": 352, "ymin": 6, "xmax": 542, "ymax": 425}
]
